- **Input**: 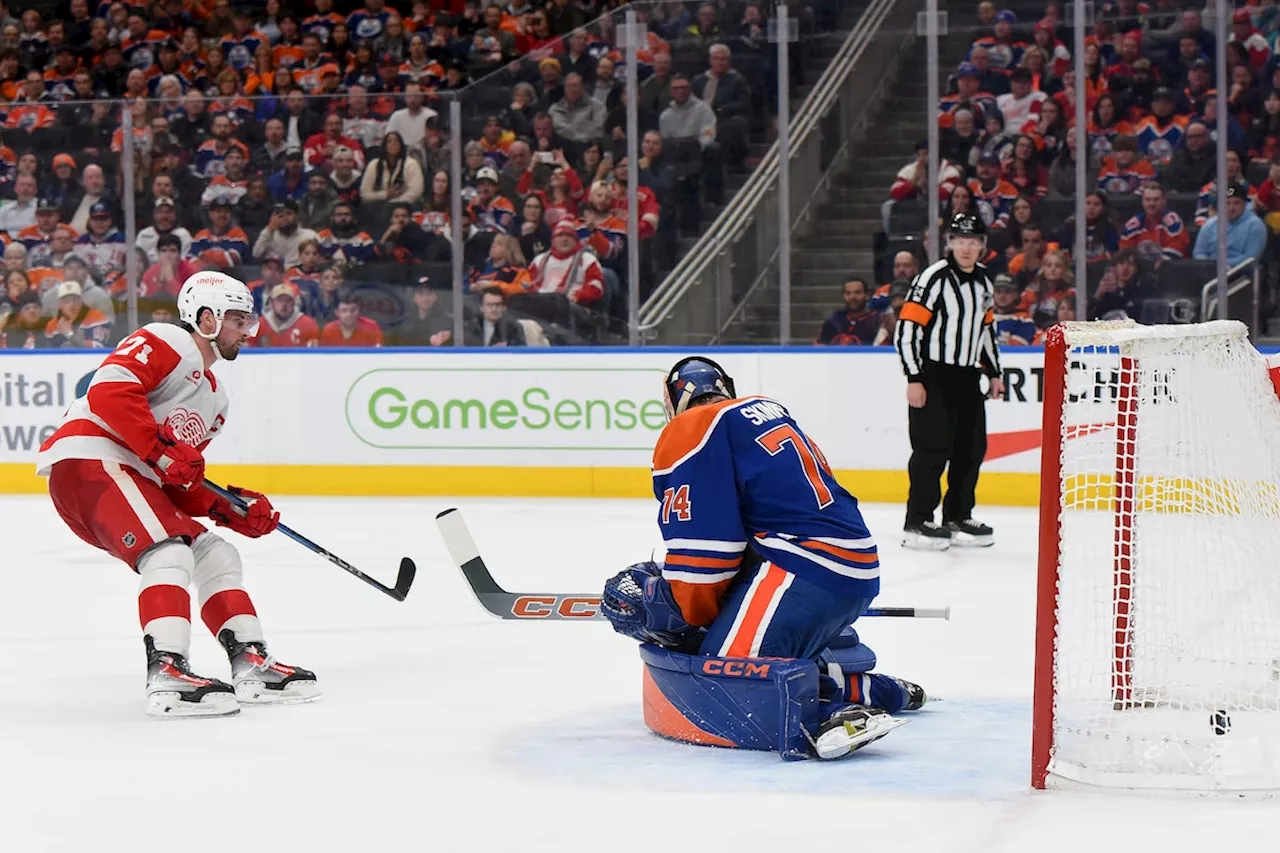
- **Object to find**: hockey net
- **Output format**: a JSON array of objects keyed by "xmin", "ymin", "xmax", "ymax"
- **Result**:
[{"xmin": 1033, "ymin": 320, "xmax": 1280, "ymax": 792}]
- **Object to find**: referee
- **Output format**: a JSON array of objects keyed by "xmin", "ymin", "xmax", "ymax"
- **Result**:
[{"xmin": 893, "ymin": 212, "xmax": 1004, "ymax": 551}]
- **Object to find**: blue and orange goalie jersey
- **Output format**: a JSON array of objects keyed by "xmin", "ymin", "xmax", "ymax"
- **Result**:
[{"xmin": 651, "ymin": 395, "xmax": 880, "ymax": 629}]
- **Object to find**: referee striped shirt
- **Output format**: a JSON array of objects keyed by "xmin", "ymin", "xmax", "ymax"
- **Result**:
[{"xmin": 893, "ymin": 256, "xmax": 1001, "ymax": 382}]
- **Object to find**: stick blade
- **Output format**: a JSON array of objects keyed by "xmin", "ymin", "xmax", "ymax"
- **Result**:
[{"xmin": 390, "ymin": 557, "xmax": 416, "ymax": 602}]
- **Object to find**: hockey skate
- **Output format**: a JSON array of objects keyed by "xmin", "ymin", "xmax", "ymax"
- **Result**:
[
  {"xmin": 945, "ymin": 518, "xmax": 994, "ymax": 547},
  {"xmin": 810, "ymin": 706, "xmax": 908, "ymax": 760},
  {"xmin": 895, "ymin": 678, "xmax": 929, "ymax": 711},
  {"xmin": 145, "ymin": 636, "xmax": 239, "ymax": 719},
  {"xmin": 902, "ymin": 521, "xmax": 951, "ymax": 551},
  {"xmin": 219, "ymin": 630, "xmax": 321, "ymax": 705}
]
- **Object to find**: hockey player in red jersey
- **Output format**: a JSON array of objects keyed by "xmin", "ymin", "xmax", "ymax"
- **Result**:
[
  {"xmin": 37, "ymin": 271, "xmax": 319, "ymax": 718},
  {"xmin": 601, "ymin": 358, "xmax": 927, "ymax": 759}
]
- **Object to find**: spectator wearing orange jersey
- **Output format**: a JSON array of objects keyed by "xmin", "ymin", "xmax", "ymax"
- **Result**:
[
  {"xmin": 1096, "ymin": 134, "xmax": 1156, "ymax": 195},
  {"xmin": 250, "ymin": 283, "xmax": 320, "ymax": 348},
  {"xmin": 17, "ymin": 198, "xmax": 73, "ymax": 251},
  {"xmin": 320, "ymin": 289, "xmax": 383, "ymax": 347},
  {"xmin": 968, "ymin": 153, "xmax": 1020, "ymax": 228},
  {"xmin": 1120, "ymin": 183, "xmax": 1189, "ymax": 264},
  {"xmin": 469, "ymin": 234, "xmax": 531, "ymax": 295},
  {"xmin": 44, "ymin": 280, "xmax": 112, "ymax": 349}
]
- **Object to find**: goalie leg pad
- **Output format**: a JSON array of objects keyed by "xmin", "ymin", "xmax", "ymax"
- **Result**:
[
  {"xmin": 191, "ymin": 533, "xmax": 264, "ymax": 643},
  {"xmin": 640, "ymin": 643, "xmax": 821, "ymax": 760}
]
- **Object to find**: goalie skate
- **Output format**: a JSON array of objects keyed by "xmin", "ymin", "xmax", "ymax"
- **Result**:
[
  {"xmin": 810, "ymin": 706, "xmax": 908, "ymax": 760},
  {"xmin": 145, "ymin": 637, "xmax": 239, "ymax": 720},
  {"xmin": 219, "ymin": 630, "xmax": 321, "ymax": 705}
]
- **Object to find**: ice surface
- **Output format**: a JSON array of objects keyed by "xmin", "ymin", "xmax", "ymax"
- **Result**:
[{"xmin": 1, "ymin": 497, "xmax": 1277, "ymax": 852}]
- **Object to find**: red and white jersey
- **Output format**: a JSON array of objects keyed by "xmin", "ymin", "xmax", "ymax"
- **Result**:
[{"xmin": 36, "ymin": 323, "xmax": 228, "ymax": 484}]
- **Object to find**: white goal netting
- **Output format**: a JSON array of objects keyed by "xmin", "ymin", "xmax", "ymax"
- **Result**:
[{"xmin": 1042, "ymin": 320, "xmax": 1280, "ymax": 791}]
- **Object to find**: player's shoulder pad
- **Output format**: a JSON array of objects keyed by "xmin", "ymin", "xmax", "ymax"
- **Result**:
[
  {"xmin": 652, "ymin": 395, "xmax": 775, "ymax": 475},
  {"xmin": 134, "ymin": 321, "xmax": 198, "ymax": 361}
]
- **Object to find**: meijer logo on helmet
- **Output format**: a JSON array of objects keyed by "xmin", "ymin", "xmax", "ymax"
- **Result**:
[{"xmin": 344, "ymin": 367, "xmax": 668, "ymax": 450}]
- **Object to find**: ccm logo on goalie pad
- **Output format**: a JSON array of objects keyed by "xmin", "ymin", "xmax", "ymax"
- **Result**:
[
  {"xmin": 702, "ymin": 660, "xmax": 772, "ymax": 678},
  {"xmin": 511, "ymin": 596, "xmax": 601, "ymax": 618}
]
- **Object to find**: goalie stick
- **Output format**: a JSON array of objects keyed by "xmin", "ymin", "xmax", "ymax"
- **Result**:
[
  {"xmin": 204, "ymin": 479, "xmax": 417, "ymax": 602},
  {"xmin": 435, "ymin": 508, "xmax": 951, "ymax": 621}
]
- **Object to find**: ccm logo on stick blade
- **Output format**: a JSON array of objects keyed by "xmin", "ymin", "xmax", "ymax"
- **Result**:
[{"xmin": 511, "ymin": 596, "xmax": 601, "ymax": 618}]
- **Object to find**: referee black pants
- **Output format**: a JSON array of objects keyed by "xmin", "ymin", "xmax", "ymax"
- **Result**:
[{"xmin": 905, "ymin": 362, "xmax": 987, "ymax": 527}]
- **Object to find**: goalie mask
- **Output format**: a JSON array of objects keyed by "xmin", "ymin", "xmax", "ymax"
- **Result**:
[{"xmin": 662, "ymin": 356, "xmax": 736, "ymax": 421}]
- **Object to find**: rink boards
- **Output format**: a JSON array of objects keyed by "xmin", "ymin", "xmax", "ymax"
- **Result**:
[{"xmin": 0, "ymin": 346, "xmax": 1067, "ymax": 503}]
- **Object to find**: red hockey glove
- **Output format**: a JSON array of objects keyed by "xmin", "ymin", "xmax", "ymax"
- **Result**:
[
  {"xmin": 209, "ymin": 486, "xmax": 280, "ymax": 539},
  {"xmin": 145, "ymin": 422, "xmax": 206, "ymax": 491}
]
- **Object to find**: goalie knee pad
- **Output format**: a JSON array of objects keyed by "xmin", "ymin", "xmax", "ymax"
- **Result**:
[
  {"xmin": 191, "ymin": 533, "xmax": 262, "ymax": 642},
  {"xmin": 137, "ymin": 539, "xmax": 195, "ymax": 655}
]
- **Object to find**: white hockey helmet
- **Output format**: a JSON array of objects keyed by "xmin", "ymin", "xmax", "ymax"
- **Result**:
[{"xmin": 177, "ymin": 270, "xmax": 257, "ymax": 339}]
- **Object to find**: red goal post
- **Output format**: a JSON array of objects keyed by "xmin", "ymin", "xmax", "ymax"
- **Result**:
[{"xmin": 1032, "ymin": 320, "xmax": 1280, "ymax": 792}]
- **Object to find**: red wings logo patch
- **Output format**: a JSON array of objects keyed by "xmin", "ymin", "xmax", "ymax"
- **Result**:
[{"xmin": 166, "ymin": 407, "xmax": 208, "ymax": 445}]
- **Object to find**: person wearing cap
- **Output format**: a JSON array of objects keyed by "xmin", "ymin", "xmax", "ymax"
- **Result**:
[
  {"xmin": 191, "ymin": 197, "xmax": 251, "ymax": 271},
  {"xmin": 1096, "ymin": 133, "xmax": 1157, "ymax": 194},
  {"xmin": 528, "ymin": 218, "xmax": 605, "ymax": 306},
  {"xmin": 939, "ymin": 63, "xmax": 998, "ymax": 131},
  {"xmin": 253, "ymin": 197, "xmax": 319, "ymax": 268},
  {"xmin": 0, "ymin": 289, "xmax": 47, "ymax": 349},
  {"xmin": 478, "ymin": 115, "xmax": 516, "ymax": 171},
  {"xmin": 396, "ymin": 276, "xmax": 454, "ymax": 347},
  {"xmin": 1232, "ymin": 8, "xmax": 1271, "ymax": 72},
  {"xmin": 39, "ymin": 253, "xmax": 113, "ymax": 321},
  {"xmin": 135, "ymin": 196, "xmax": 193, "ymax": 263},
  {"xmin": 467, "ymin": 165, "xmax": 517, "ymax": 235},
  {"xmin": 968, "ymin": 9, "xmax": 1025, "ymax": 74},
  {"xmin": 1193, "ymin": 182, "xmax": 1268, "ymax": 267},
  {"xmin": 1130, "ymin": 87, "xmax": 1189, "ymax": 166},
  {"xmin": 989, "ymin": 273, "xmax": 1036, "ymax": 346},
  {"xmin": 267, "ymin": 147, "xmax": 308, "ymax": 203},
  {"xmin": 44, "ymin": 279, "xmax": 111, "ymax": 349},
  {"xmin": 74, "ymin": 200, "xmax": 127, "ymax": 279},
  {"xmin": 249, "ymin": 281, "xmax": 321, "ymax": 348},
  {"xmin": 815, "ymin": 277, "xmax": 889, "ymax": 346},
  {"xmin": 320, "ymin": 288, "xmax": 383, "ymax": 347},
  {"xmin": 43, "ymin": 153, "xmax": 79, "ymax": 213},
  {"xmin": 968, "ymin": 152, "xmax": 1019, "ymax": 228},
  {"xmin": 18, "ymin": 198, "xmax": 75, "ymax": 252}
]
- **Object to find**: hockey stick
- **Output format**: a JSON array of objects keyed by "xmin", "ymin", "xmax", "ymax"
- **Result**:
[
  {"xmin": 204, "ymin": 479, "xmax": 417, "ymax": 602},
  {"xmin": 436, "ymin": 508, "xmax": 950, "ymax": 621}
]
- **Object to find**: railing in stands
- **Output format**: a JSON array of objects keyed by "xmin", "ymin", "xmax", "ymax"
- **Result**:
[
  {"xmin": 635, "ymin": 0, "xmax": 913, "ymax": 345},
  {"xmin": 1201, "ymin": 259, "xmax": 1261, "ymax": 335}
]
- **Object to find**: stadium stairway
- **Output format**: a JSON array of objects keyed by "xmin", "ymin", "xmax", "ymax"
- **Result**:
[
  {"xmin": 720, "ymin": 26, "xmax": 973, "ymax": 343},
  {"xmin": 659, "ymin": 3, "xmax": 870, "ymax": 272}
]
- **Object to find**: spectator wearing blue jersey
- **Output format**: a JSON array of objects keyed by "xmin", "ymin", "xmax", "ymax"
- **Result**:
[{"xmin": 815, "ymin": 278, "xmax": 890, "ymax": 346}]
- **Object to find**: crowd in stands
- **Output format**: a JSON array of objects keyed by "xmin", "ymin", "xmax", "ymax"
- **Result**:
[
  {"xmin": 0, "ymin": 0, "xmax": 811, "ymax": 349},
  {"xmin": 860, "ymin": 0, "xmax": 1280, "ymax": 350}
]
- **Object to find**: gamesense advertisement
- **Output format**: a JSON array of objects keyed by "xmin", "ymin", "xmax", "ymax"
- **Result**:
[{"xmin": 1, "ymin": 348, "xmax": 1057, "ymax": 500}]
